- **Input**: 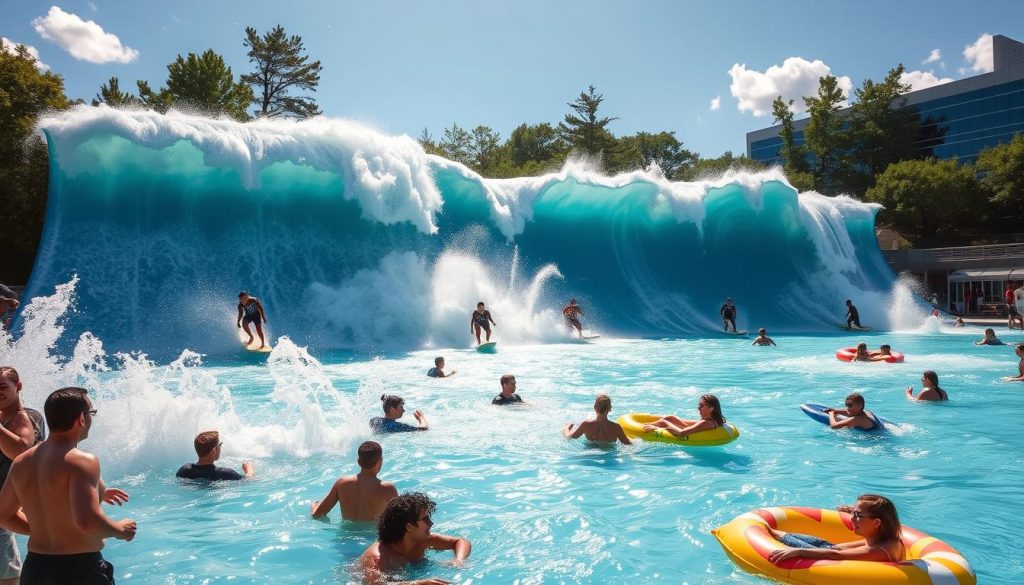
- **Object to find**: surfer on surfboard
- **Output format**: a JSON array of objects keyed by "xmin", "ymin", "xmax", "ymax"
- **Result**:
[
  {"xmin": 237, "ymin": 291, "xmax": 268, "ymax": 349},
  {"xmin": 845, "ymin": 299, "xmax": 863, "ymax": 329},
  {"xmin": 471, "ymin": 301, "xmax": 496, "ymax": 345},
  {"xmin": 720, "ymin": 297, "xmax": 738, "ymax": 333},
  {"xmin": 562, "ymin": 299, "xmax": 585, "ymax": 338}
]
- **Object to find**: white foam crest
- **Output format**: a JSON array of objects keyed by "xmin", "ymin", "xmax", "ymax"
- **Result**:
[{"xmin": 38, "ymin": 105, "xmax": 443, "ymax": 233}]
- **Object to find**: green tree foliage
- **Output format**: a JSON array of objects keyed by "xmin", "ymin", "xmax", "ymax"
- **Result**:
[
  {"xmin": 680, "ymin": 151, "xmax": 766, "ymax": 181},
  {"xmin": 865, "ymin": 158, "xmax": 981, "ymax": 241},
  {"xmin": 0, "ymin": 44, "xmax": 71, "ymax": 282},
  {"xmin": 558, "ymin": 85, "xmax": 618, "ymax": 163},
  {"xmin": 91, "ymin": 76, "xmax": 139, "ymax": 107},
  {"xmin": 802, "ymin": 75, "xmax": 848, "ymax": 194},
  {"xmin": 241, "ymin": 25, "xmax": 323, "ymax": 119},
  {"xmin": 615, "ymin": 131, "xmax": 697, "ymax": 179},
  {"xmin": 468, "ymin": 125, "xmax": 502, "ymax": 174},
  {"xmin": 141, "ymin": 50, "xmax": 253, "ymax": 121},
  {"xmin": 975, "ymin": 133, "xmax": 1024, "ymax": 228},
  {"xmin": 438, "ymin": 123, "xmax": 474, "ymax": 167},
  {"xmin": 508, "ymin": 123, "xmax": 563, "ymax": 167}
]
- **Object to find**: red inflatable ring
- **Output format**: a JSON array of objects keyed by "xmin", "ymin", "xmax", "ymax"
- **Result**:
[{"xmin": 835, "ymin": 347, "xmax": 905, "ymax": 363}]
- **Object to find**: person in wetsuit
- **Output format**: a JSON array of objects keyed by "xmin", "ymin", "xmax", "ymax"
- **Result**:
[
  {"xmin": 845, "ymin": 299, "xmax": 862, "ymax": 329},
  {"xmin": 176, "ymin": 431, "xmax": 254, "ymax": 481},
  {"xmin": 470, "ymin": 302, "xmax": 496, "ymax": 345},
  {"xmin": 427, "ymin": 357, "xmax": 456, "ymax": 378},
  {"xmin": 491, "ymin": 375, "xmax": 524, "ymax": 406},
  {"xmin": 720, "ymin": 298, "xmax": 738, "ymax": 332},
  {"xmin": 236, "ymin": 292, "xmax": 268, "ymax": 349},
  {"xmin": 562, "ymin": 299, "xmax": 584, "ymax": 337},
  {"xmin": 370, "ymin": 395, "xmax": 428, "ymax": 433}
]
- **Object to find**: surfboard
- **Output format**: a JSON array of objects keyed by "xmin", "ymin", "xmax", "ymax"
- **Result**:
[
  {"xmin": 722, "ymin": 330, "xmax": 749, "ymax": 336},
  {"xmin": 582, "ymin": 334, "xmax": 601, "ymax": 340},
  {"xmin": 835, "ymin": 323, "xmax": 873, "ymax": 332},
  {"xmin": 1001, "ymin": 376, "xmax": 1022, "ymax": 382},
  {"xmin": 800, "ymin": 403, "xmax": 889, "ymax": 431},
  {"xmin": 476, "ymin": 341, "xmax": 497, "ymax": 354},
  {"xmin": 239, "ymin": 331, "xmax": 272, "ymax": 353}
]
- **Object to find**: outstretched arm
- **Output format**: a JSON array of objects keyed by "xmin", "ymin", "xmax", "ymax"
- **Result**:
[
  {"xmin": 311, "ymin": 480, "xmax": 340, "ymax": 519},
  {"xmin": 69, "ymin": 453, "xmax": 136, "ymax": 541},
  {"xmin": 427, "ymin": 533, "xmax": 472, "ymax": 564},
  {"xmin": 616, "ymin": 425, "xmax": 632, "ymax": 445},
  {"xmin": 563, "ymin": 422, "xmax": 585, "ymax": 439}
]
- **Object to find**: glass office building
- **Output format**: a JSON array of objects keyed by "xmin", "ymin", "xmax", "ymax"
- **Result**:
[{"xmin": 746, "ymin": 35, "xmax": 1024, "ymax": 166}]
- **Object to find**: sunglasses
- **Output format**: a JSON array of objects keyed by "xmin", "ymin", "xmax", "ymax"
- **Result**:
[
  {"xmin": 85, "ymin": 409, "xmax": 98, "ymax": 417},
  {"xmin": 851, "ymin": 510, "xmax": 875, "ymax": 522}
]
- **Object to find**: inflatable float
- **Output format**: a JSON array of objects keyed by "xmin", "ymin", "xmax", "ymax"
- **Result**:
[
  {"xmin": 835, "ymin": 347, "xmax": 904, "ymax": 363},
  {"xmin": 712, "ymin": 506, "xmax": 976, "ymax": 585},
  {"xmin": 617, "ymin": 413, "xmax": 739, "ymax": 446},
  {"xmin": 800, "ymin": 403, "xmax": 889, "ymax": 431}
]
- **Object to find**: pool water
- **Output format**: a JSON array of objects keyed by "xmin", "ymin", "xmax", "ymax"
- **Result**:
[{"xmin": 9, "ymin": 327, "xmax": 1020, "ymax": 584}]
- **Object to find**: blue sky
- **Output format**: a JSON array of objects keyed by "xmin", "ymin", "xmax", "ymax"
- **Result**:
[{"xmin": 3, "ymin": 0, "xmax": 1023, "ymax": 157}]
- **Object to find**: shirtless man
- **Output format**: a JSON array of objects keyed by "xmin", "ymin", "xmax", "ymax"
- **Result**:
[
  {"xmin": 236, "ymin": 292, "xmax": 268, "ymax": 349},
  {"xmin": 563, "ymin": 394, "xmax": 631, "ymax": 445},
  {"xmin": 824, "ymin": 392, "xmax": 878, "ymax": 430},
  {"xmin": 311, "ymin": 441, "xmax": 397, "ymax": 522},
  {"xmin": 751, "ymin": 328, "xmax": 777, "ymax": 346},
  {"xmin": 358, "ymin": 492, "xmax": 471, "ymax": 585},
  {"xmin": 562, "ymin": 299, "xmax": 584, "ymax": 338},
  {"xmin": 906, "ymin": 371, "xmax": 948, "ymax": 402},
  {"xmin": 0, "ymin": 387, "xmax": 136, "ymax": 584}
]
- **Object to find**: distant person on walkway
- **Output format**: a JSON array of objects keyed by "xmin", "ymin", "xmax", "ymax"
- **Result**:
[
  {"xmin": 720, "ymin": 298, "xmax": 738, "ymax": 332},
  {"xmin": 751, "ymin": 328, "xmax": 776, "ymax": 346},
  {"xmin": 642, "ymin": 394, "xmax": 726, "ymax": 438},
  {"xmin": 470, "ymin": 302, "xmax": 496, "ymax": 345},
  {"xmin": 427, "ymin": 357, "xmax": 456, "ymax": 378},
  {"xmin": 563, "ymin": 394, "xmax": 631, "ymax": 445},
  {"xmin": 562, "ymin": 299, "xmax": 584, "ymax": 337},
  {"xmin": 976, "ymin": 328, "xmax": 1004, "ymax": 346},
  {"xmin": 824, "ymin": 392, "xmax": 877, "ymax": 430},
  {"xmin": 358, "ymin": 492, "xmax": 471, "ymax": 584},
  {"xmin": 0, "ymin": 284, "xmax": 18, "ymax": 331},
  {"xmin": 311, "ymin": 441, "xmax": 397, "ymax": 522},
  {"xmin": 767, "ymin": 494, "xmax": 904, "ymax": 563},
  {"xmin": 963, "ymin": 288, "xmax": 973, "ymax": 315},
  {"xmin": 0, "ymin": 387, "xmax": 136, "ymax": 584},
  {"xmin": 1005, "ymin": 282, "xmax": 1017, "ymax": 329},
  {"xmin": 972, "ymin": 285, "xmax": 982, "ymax": 313},
  {"xmin": 1014, "ymin": 282, "xmax": 1024, "ymax": 323},
  {"xmin": 906, "ymin": 371, "xmax": 948, "ymax": 402},
  {"xmin": 492, "ymin": 374, "xmax": 524, "ymax": 406},
  {"xmin": 236, "ymin": 292, "xmax": 268, "ymax": 349},
  {"xmin": 845, "ymin": 299, "xmax": 862, "ymax": 329},
  {"xmin": 370, "ymin": 395, "xmax": 428, "ymax": 433},
  {"xmin": 176, "ymin": 431, "xmax": 254, "ymax": 481}
]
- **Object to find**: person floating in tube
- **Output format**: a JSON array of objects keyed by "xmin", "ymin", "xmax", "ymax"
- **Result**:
[
  {"xmin": 470, "ymin": 301, "xmax": 496, "ymax": 345},
  {"xmin": 720, "ymin": 297, "xmax": 738, "ymax": 332},
  {"xmin": 845, "ymin": 299, "xmax": 862, "ymax": 329},
  {"xmin": 236, "ymin": 291, "xmax": 268, "ymax": 349},
  {"xmin": 562, "ymin": 299, "xmax": 584, "ymax": 338}
]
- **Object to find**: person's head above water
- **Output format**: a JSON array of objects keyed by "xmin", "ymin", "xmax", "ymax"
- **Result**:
[
  {"xmin": 381, "ymin": 394, "xmax": 405, "ymax": 416},
  {"xmin": 856, "ymin": 342, "xmax": 868, "ymax": 354},
  {"xmin": 758, "ymin": 328, "xmax": 767, "ymax": 336},
  {"xmin": 193, "ymin": 430, "xmax": 222, "ymax": 458},
  {"xmin": 851, "ymin": 494, "xmax": 901, "ymax": 543},
  {"xmin": 357, "ymin": 441, "xmax": 383, "ymax": 470},
  {"xmin": 698, "ymin": 394, "xmax": 725, "ymax": 425},
  {"xmin": 984, "ymin": 328, "xmax": 996, "ymax": 336},
  {"xmin": 594, "ymin": 394, "xmax": 611, "ymax": 414},
  {"xmin": 434, "ymin": 356, "xmax": 444, "ymax": 367},
  {"xmin": 499, "ymin": 374, "xmax": 516, "ymax": 394},
  {"xmin": 921, "ymin": 371, "xmax": 939, "ymax": 388},
  {"xmin": 376, "ymin": 492, "xmax": 436, "ymax": 545},
  {"xmin": 845, "ymin": 392, "xmax": 866, "ymax": 413},
  {"xmin": 879, "ymin": 344, "xmax": 891, "ymax": 354}
]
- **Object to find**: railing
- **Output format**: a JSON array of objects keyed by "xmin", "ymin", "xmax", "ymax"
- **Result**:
[{"xmin": 897, "ymin": 243, "xmax": 1024, "ymax": 264}]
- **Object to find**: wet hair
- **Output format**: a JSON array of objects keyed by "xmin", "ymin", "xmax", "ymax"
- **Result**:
[
  {"xmin": 0, "ymin": 367, "xmax": 19, "ymax": 385},
  {"xmin": 880, "ymin": 344, "xmax": 891, "ymax": 351},
  {"xmin": 44, "ymin": 387, "xmax": 89, "ymax": 432},
  {"xmin": 434, "ymin": 356, "xmax": 444, "ymax": 366},
  {"xmin": 476, "ymin": 301, "xmax": 485, "ymax": 308},
  {"xmin": 846, "ymin": 299, "xmax": 853, "ymax": 305},
  {"xmin": 377, "ymin": 492, "xmax": 436, "ymax": 545},
  {"xmin": 594, "ymin": 394, "xmax": 611, "ymax": 414},
  {"xmin": 984, "ymin": 328, "xmax": 995, "ymax": 335},
  {"xmin": 1016, "ymin": 342, "xmax": 1024, "ymax": 352},
  {"xmin": 758, "ymin": 328, "xmax": 766, "ymax": 335},
  {"xmin": 238, "ymin": 291, "xmax": 249, "ymax": 298},
  {"xmin": 700, "ymin": 394, "xmax": 725, "ymax": 425},
  {"xmin": 357, "ymin": 441, "xmax": 382, "ymax": 469},
  {"xmin": 845, "ymin": 392, "xmax": 865, "ymax": 407},
  {"xmin": 856, "ymin": 342, "xmax": 868, "ymax": 353},
  {"xmin": 194, "ymin": 431, "xmax": 220, "ymax": 457},
  {"xmin": 922, "ymin": 371, "xmax": 938, "ymax": 386},
  {"xmin": 856, "ymin": 494, "xmax": 901, "ymax": 543},
  {"xmin": 381, "ymin": 394, "xmax": 404, "ymax": 413},
  {"xmin": 500, "ymin": 374, "xmax": 516, "ymax": 387}
]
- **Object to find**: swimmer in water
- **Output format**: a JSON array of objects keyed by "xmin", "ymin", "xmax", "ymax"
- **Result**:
[
  {"xmin": 751, "ymin": 328, "xmax": 777, "ymax": 346},
  {"xmin": 563, "ymin": 394, "xmax": 631, "ymax": 444}
]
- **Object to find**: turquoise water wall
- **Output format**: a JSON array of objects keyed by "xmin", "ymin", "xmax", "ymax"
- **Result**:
[{"xmin": 24, "ymin": 107, "xmax": 897, "ymax": 356}]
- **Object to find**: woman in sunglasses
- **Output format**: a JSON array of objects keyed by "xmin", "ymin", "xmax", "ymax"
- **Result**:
[
  {"xmin": 767, "ymin": 494, "xmax": 904, "ymax": 563},
  {"xmin": 640, "ymin": 394, "xmax": 725, "ymax": 438}
]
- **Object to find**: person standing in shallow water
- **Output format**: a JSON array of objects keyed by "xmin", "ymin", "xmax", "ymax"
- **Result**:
[
  {"xmin": 236, "ymin": 291, "xmax": 268, "ymax": 349},
  {"xmin": 311, "ymin": 441, "xmax": 397, "ymax": 522},
  {"xmin": 470, "ymin": 302, "xmax": 496, "ymax": 345},
  {"xmin": 0, "ymin": 387, "xmax": 136, "ymax": 585},
  {"xmin": 563, "ymin": 394, "xmax": 631, "ymax": 445},
  {"xmin": 176, "ymin": 431, "xmax": 254, "ymax": 481}
]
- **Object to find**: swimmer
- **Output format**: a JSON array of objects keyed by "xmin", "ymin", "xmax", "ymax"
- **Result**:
[
  {"xmin": 641, "ymin": 394, "xmax": 725, "ymax": 438},
  {"xmin": 563, "ymin": 394, "xmax": 631, "ymax": 445},
  {"xmin": 852, "ymin": 342, "xmax": 873, "ymax": 362},
  {"xmin": 427, "ymin": 357, "xmax": 456, "ymax": 378},
  {"xmin": 358, "ymin": 492, "xmax": 471, "ymax": 585},
  {"xmin": 0, "ymin": 387, "xmax": 136, "ymax": 584},
  {"xmin": 1006, "ymin": 344, "xmax": 1024, "ymax": 381},
  {"xmin": 975, "ymin": 328, "xmax": 1004, "ymax": 346},
  {"xmin": 312, "ymin": 441, "xmax": 397, "ymax": 522},
  {"xmin": 952, "ymin": 316, "xmax": 964, "ymax": 327},
  {"xmin": 720, "ymin": 298, "xmax": 738, "ymax": 332},
  {"xmin": 869, "ymin": 344, "xmax": 894, "ymax": 361},
  {"xmin": 491, "ymin": 374, "xmax": 524, "ymax": 406},
  {"xmin": 236, "ymin": 291, "xmax": 268, "ymax": 349},
  {"xmin": 370, "ymin": 395, "xmax": 428, "ymax": 433},
  {"xmin": 824, "ymin": 392, "xmax": 877, "ymax": 430},
  {"xmin": 767, "ymin": 494, "xmax": 904, "ymax": 564},
  {"xmin": 906, "ymin": 371, "xmax": 948, "ymax": 401},
  {"xmin": 470, "ymin": 302, "xmax": 496, "ymax": 345},
  {"xmin": 562, "ymin": 299, "xmax": 584, "ymax": 338},
  {"xmin": 845, "ymin": 299, "xmax": 862, "ymax": 329},
  {"xmin": 176, "ymin": 431, "xmax": 254, "ymax": 480},
  {"xmin": 751, "ymin": 328, "xmax": 776, "ymax": 346}
]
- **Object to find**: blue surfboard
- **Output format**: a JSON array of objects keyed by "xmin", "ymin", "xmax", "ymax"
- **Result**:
[{"xmin": 800, "ymin": 403, "xmax": 889, "ymax": 431}]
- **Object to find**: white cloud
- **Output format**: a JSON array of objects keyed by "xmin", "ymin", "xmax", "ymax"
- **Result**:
[
  {"xmin": 709, "ymin": 95, "xmax": 721, "ymax": 111},
  {"xmin": 1, "ymin": 37, "xmax": 49, "ymax": 70},
  {"xmin": 923, "ymin": 49, "xmax": 941, "ymax": 64},
  {"xmin": 961, "ymin": 33, "xmax": 993, "ymax": 74},
  {"xmin": 32, "ymin": 6, "xmax": 138, "ymax": 64},
  {"xmin": 899, "ymin": 70, "xmax": 954, "ymax": 92},
  {"xmin": 728, "ymin": 57, "xmax": 852, "ymax": 117}
]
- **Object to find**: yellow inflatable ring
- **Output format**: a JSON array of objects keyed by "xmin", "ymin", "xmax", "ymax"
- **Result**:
[
  {"xmin": 617, "ymin": 413, "xmax": 739, "ymax": 446},
  {"xmin": 712, "ymin": 506, "xmax": 976, "ymax": 585}
]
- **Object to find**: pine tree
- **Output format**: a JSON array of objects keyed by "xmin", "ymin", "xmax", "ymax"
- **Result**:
[
  {"xmin": 242, "ymin": 26, "xmax": 323, "ymax": 119},
  {"xmin": 558, "ymin": 85, "xmax": 618, "ymax": 162}
]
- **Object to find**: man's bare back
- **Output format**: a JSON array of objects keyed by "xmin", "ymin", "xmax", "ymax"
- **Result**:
[
  {"xmin": 575, "ymin": 419, "xmax": 630, "ymax": 443},
  {"xmin": 314, "ymin": 474, "xmax": 397, "ymax": 522}
]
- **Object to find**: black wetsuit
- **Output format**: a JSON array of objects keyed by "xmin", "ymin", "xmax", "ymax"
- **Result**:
[
  {"xmin": 176, "ymin": 463, "xmax": 244, "ymax": 481},
  {"xmin": 720, "ymin": 304, "xmax": 737, "ymax": 331},
  {"xmin": 491, "ymin": 393, "xmax": 523, "ymax": 405},
  {"xmin": 847, "ymin": 305, "xmax": 861, "ymax": 328}
]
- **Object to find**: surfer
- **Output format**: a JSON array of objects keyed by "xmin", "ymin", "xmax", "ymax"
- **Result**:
[
  {"xmin": 720, "ymin": 298, "xmax": 738, "ymax": 333},
  {"xmin": 562, "ymin": 299, "xmax": 584, "ymax": 337},
  {"xmin": 236, "ymin": 292, "xmax": 268, "ymax": 349},
  {"xmin": 823, "ymin": 393, "xmax": 877, "ymax": 430},
  {"xmin": 751, "ymin": 328, "xmax": 776, "ymax": 346},
  {"xmin": 845, "ymin": 299, "xmax": 862, "ymax": 329},
  {"xmin": 470, "ymin": 302, "xmax": 496, "ymax": 345}
]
